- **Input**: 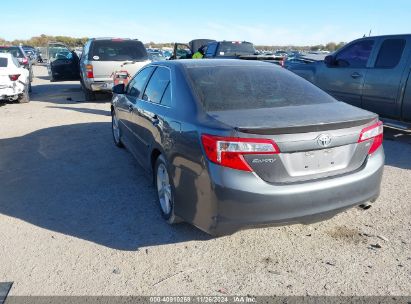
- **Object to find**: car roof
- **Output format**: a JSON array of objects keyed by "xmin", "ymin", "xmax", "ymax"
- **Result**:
[
  {"xmin": 156, "ymin": 59, "xmax": 276, "ymax": 69},
  {"xmin": 91, "ymin": 37, "xmax": 139, "ymax": 41}
]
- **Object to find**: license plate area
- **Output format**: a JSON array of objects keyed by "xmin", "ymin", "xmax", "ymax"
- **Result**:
[{"xmin": 281, "ymin": 145, "xmax": 355, "ymax": 177}]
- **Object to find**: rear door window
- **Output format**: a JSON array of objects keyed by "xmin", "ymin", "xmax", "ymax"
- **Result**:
[
  {"xmin": 216, "ymin": 42, "xmax": 256, "ymax": 56},
  {"xmin": 127, "ymin": 66, "xmax": 155, "ymax": 98},
  {"xmin": 143, "ymin": 67, "xmax": 171, "ymax": 105},
  {"xmin": 89, "ymin": 40, "xmax": 148, "ymax": 61},
  {"xmin": 374, "ymin": 39, "xmax": 406, "ymax": 68},
  {"xmin": 335, "ymin": 40, "xmax": 374, "ymax": 68},
  {"xmin": 0, "ymin": 58, "xmax": 7, "ymax": 67}
]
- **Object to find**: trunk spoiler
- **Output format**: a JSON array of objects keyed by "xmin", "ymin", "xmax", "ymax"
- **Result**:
[{"xmin": 235, "ymin": 117, "xmax": 377, "ymax": 135}]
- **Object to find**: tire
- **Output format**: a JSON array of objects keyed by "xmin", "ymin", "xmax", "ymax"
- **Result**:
[
  {"xmin": 82, "ymin": 83, "xmax": 96, "ymax": 101},
  {"xmin": 111, "ymin": 110, "xmax": 123, "ymax": 148},
  {"xmin": 18, "ymin": 84, "xmax": 30, "ymax": 103},
  {"xmin": 154, "ymin": 155, "xmax": 182, "ymax": 224}
]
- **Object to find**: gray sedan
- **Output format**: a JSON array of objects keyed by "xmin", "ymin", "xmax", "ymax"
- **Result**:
[{"xmin": 111, "ymin": 59, "xmax": 384, "ymax": 235}]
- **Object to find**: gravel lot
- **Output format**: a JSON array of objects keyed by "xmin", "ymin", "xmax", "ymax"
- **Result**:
[{"xmin": 0, "ymin": 65, "xmax": 410, "ymax": 296}]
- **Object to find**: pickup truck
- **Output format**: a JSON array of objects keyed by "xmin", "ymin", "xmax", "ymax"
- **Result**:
[
  {"xmin": 288, "ymin": 34, "xmax": 411, "ymax": 129},
  {"xmin": 172, "ymin": 39, "xmax": 285, "ymax": 65}
]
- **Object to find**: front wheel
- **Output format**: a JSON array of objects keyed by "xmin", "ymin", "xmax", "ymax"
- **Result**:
[
  {"xmin": 111, "ymin": 110, "xmax": 123, "ymax": 147},
  {"xmin": 154, "ymin": 155, "xmax": 181, "ymax": 224}
]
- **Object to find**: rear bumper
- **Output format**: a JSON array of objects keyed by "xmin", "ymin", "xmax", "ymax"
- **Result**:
[
  {"xmin": 0, "ymin": 85, "xmax": 24, "ymax": 100},
  {"xmin": 83, "ymin": 77, "xmax": 113, "ymax": 92},
  {"xmin": 177, "ymin": 147, "xmax": 384, "ymax": 235}
]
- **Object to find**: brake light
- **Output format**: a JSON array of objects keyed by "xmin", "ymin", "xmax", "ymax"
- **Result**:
[
  {"xmin": 86, "ymin": 64, "xmax": 94, "ymax": 78},
  {"xmin": 358, "ymin": 121, "xmax": 383, "ymax": 154},
  {"xmin": 9, "ymin": 74, "xmax": 20, "ymax": 81},
  {"xmin": 201, "ymin": 134, "xmax": 280, "ymax": 171},
  {"xmin": 22, "ymin": 58, "xmax": 28, "ymax": 65}
]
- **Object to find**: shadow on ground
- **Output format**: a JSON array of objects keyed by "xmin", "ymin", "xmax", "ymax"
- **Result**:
[
  {"xmin": 46, "ymin": 106, "xmax": 110, "ymax": 116},
  {"xmin": 383, "ymin": 128, "xmax": 411, "ymax": 170},
  {"xmin": 0, "ymin": 122, "xmax": 209, "ymax": 250},
  {"xmin": 31, "ymin": 82, "xmax": 111, "ymax": 104}
]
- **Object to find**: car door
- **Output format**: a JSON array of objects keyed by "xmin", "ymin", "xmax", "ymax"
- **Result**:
[
  {"xmin": 47, "ymin": 42, "xmax": 80, "ymax": 81},
  {"xmin": 131, "ymin": 66, "xmax": 172, "ymax": 167},
  {"xmin": 119, "ymin": 66, "xmax": 156, "ymax": 161},
  {"xmin": 361, "ymin": 37, "xmax": 410, "ymax": 119},
  {"xmin": 316, "ymin": 39, "xmax": 375, "ymax": 107},
  {"xmin": 204, "ymin": 42, "xmax": 218, "ymax": 58}
]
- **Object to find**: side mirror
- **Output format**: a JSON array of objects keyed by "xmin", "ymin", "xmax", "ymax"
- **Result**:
[
  {"xmin": 112, "ymin": 83, "xmax": 125, "ymax": 94},
  {"xmin": 324, "ymin": 55, "xmax": 336, "ymax": 66}
]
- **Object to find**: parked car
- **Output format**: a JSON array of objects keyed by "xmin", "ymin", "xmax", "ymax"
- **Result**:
[
  {"xmin": 0, "ymin": 46, "xmax": 33, "ymax": 85},
  {"xmin": 288, "ymin": 34, "xmax": 411, "ymax": 129},
  {"xmin": 22, "ymin": 45, "xmax": 37, "ymax": 65},
  {"xmin": 79, "ymin": 38, "xmax": 151, "ymax": 100},
  {"xmin": 0, "ymin": 53, "xmax": 31, "ymax": 103},
  {"xmin": 172, "ymin": 39, "xmax": 285, "ymax": 65},
  {"xmin": 110, "ymin": 59, "xmax": 384, "ymax": 235},
  {"xmin": 47, "ymin": 42, "xmax": 80, "ymax": 82},
  {"xmin": 148, "ymin": 51, "xmax": 166, "ymax": 62}
]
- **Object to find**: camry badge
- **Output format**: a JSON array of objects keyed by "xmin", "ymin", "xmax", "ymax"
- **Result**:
[{"xmin": 317, "ymin": 134, "xmax": 332, "ymax": 148}]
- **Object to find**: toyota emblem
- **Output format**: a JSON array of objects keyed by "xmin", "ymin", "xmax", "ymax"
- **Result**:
[{"xmin": 317, "ymin": 134, "xmax": 332, "ymax": 148}]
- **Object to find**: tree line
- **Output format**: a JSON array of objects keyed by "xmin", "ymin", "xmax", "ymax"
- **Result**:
[{"xmin": 0, "ymin": 35, "xmax": 345, "ymax": 52}]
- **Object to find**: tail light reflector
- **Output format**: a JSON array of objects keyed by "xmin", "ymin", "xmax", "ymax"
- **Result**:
[
  {"xmin": 9, "ymin": 74, "xmax": 20, "ymax": 81},
  {"xmin": 86, "ymin": 64, "xmax": 94, "ymax": 78},
  {"xmin": 358, "ymin": 121, "xmax": 383, "ymax": 154},
  {"xmin": 201, "ymin": 134, "xmax": 280, "ymax": 171}
]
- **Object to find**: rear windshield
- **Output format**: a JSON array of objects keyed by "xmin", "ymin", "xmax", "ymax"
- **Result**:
[
  {"xmin": 0, "ymin": 47, "xmax": 24, "ymax": 58},
  {"xmin": 0, "ymin": 58, "xmax": 7, "ymax": 67},
  {"xmin": 217, "ymin": 42, "xmax": 256, "ymax": 56},
  {"xmin": 186, "ymin": 65, "xmax": 336, "ymax": 111},
  {"xmin": 89, "ymin": 40, "xmax": 148, "ymax": 61}
]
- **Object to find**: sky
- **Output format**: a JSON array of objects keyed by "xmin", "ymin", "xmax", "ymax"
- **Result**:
[{"xmin": 1, "ymin": 0, "xmax": 410, "ymax": 46}]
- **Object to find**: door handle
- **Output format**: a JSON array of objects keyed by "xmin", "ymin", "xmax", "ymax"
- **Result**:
[
  {"xmin": 128, "ymin": 104, "xmax": 133, "ymax": 112},
  {"xmin": 351, "ymin": 72, "xmax": 362, "ymax": 79}
]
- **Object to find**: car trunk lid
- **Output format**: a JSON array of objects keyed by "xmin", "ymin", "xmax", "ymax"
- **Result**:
[{"xmin": 207, "ymin": 102, "xmax": 379, "ymax": 183}]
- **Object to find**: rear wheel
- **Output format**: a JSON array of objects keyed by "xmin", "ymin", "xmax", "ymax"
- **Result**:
[
  {"xmin": 154, "ymin": 155, "xmax": 181, "ymax": 224},
  {"xmin": 111, "ymin": 110, "xmax": 123, "ymax": 147},
  {"xmin": 18, "ymin": 84, "xmax": 30, "ymax": 103},
  {"xmin": 81, "ymin": 79, "xmax": 96, "ymax": 101},
  {"xmin": 83, "ymin": 87, "xmax": 96, "ymax": 101}
]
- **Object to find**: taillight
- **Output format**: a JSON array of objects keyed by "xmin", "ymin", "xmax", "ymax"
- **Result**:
[
  {"xmin": 86, "ymin": 64, "xmax": 94, "ymax": 78},
  {"xmin": 9, "ymin": 74, "xmax": 20, "ymax": 81},
  {"xmin": 22, "ymin": 58, "xmax": 28, "ymax": 65},
  {"xmin": 201, "ymin": 134, "xmax": 280, "ymax": 171},
  {"xmin": 358, "ymin": 121, "xmax": 383, "ymax": 154}
]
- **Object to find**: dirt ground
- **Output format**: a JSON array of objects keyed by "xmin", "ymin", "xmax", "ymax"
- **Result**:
[{"xmin": 0, "ymin": 65, "xmax": 410, "ymax": 296}]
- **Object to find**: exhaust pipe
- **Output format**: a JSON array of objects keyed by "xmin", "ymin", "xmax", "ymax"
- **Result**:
[{"xmin": 359, "ymin": 203, "xmax": 372, "ymax": 210}]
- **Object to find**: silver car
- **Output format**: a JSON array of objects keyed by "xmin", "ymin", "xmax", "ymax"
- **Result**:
[{"xmin": 80, "ymin": 38, "xmax": 151, "ymax": 100}]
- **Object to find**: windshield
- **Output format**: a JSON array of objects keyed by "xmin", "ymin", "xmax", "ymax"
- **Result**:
[
  {"xmin": 89, "ymin": 40, "xmax": 148, "ymax": 61},
  {"xmin": 216, "ymin": 42, "xmax": 256, "ymax": 56},
  {"xmin": 186, "ymin": 65, "xmax": 336, "ymax": 111},
  {"xmin": 48, "ymin": 44, "xmax": 72, "ymax": 61}
]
